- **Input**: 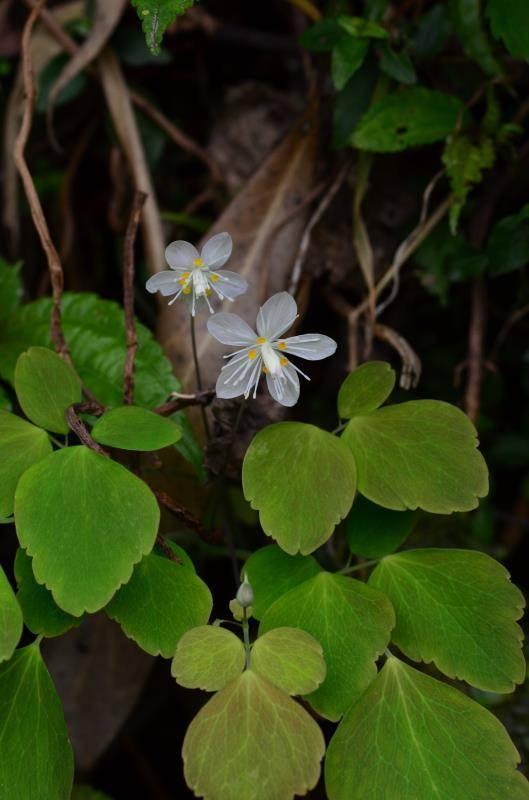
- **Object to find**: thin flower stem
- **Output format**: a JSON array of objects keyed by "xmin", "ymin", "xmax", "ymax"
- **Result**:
[
  {"xmin": 190, "ymin": 315, "xmax": 211, "ymax": 441},
  {"xmin": 242, "ymin": 607, "xmax": 251, "ymax": 670},
  {"xmin": 34, "ymin": 634, "xmax": 44, "ymax": 648},
  {"xmin": 338, "ymin": 558, "xmax": 380, "ymax": 575},
  {"xmin": 48, "ymin": 434, "xmax": 66, "ymax": 448},
  {"xmin": 332, "ymin": 421, "xmax": 347, "ymax": 435}
]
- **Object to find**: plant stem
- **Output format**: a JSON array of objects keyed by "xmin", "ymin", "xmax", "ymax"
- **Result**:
[
  {"xmin": 242, "ymin": 607, "xmax": 251, "ymax": 669},
  {"xmin": 338, "ymin": 558, "xmax": 380, "ymax": 575},
  {"xmin": 190, "ymin": 315, "xmax": 211, "ymax": 441}
]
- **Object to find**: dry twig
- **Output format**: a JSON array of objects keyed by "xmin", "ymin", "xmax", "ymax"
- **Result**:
[{"xmin": 123, "ymin": 191, "xmax": 147, "ymax": 405}]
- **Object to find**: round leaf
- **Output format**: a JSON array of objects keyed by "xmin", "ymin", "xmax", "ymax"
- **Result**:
[
  {"xmin": 0, "ymin": 645, "xmax": 74, "ymax": 799},
  {"xmin": 92, "ymin": 406, "xmax": 182, "ymax": 451},
  {"xmin": 183, "ymin": 670, "xmax": 325, "ymax": 800},
  {"xmin": 106, "ymin": 552, "xmax": 212, "ymax": 658},
  {"xmin": 370, "ymin": 548, "xmax": 526, "ymax": 692},
  {"xmin": 342, "ymin": 400, "xmax": 489, "ymax": 513},
  {"xmin": 0, "ymin": 565, "xmax": 22, "ymax": 662},
  {"xmin": 14, "ymin": 347, "xmax": 81, "ymax": 434},
  {"xmin": 346, "ymin": 495, "xmax": 414, "ymax": 558},
  {"xmin": 243, "ymin": 545, "xmax": 321, "ymax": 620},
  {"xmin": 251, "ymin": 627, "xmax": 325, "ymax": 696},
  {"xmin": 325, "ymin": 657, "xmax": 529, "ymax": 799},
  {"xmin": 172, "ymin": 625, "xmax": 246, "ymax": 691},
  {"xmin": 242, "ymin": 423, "xmax": 357, "ymax": 555},
  {"xmin": 0, "ymin": 409, "xmax": 52, "ymax": 519},
  {"xmin": 15, "ymin": 446, "xmax": 160, "ymax": 616},
  {"xmin": 260, "ymin": 572, "xmax": 395, "ymax": 720},
  {"xmin": 338, "ymin": 362, "xmax": 395, "ymax": 419}
]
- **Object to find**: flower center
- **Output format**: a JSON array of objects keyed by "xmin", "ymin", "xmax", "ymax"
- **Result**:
[
  {"xmin": 193, "ymin": 258, "xmax": 204, "ymax": 267},
  {"xmin": 261, "ymin": 342, "xmax": 282, "ymax": 376},
  {"xmin": 192, "ymin": 269, "xmax": 209, "ymax": 296}
]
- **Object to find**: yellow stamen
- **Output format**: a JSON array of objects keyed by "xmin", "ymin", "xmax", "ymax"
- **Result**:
[
  {"xmin": 206, "ymin": 287, "xmax": 212, "ymax": 296},
  {"xmin": 248, "ymin": 350, "xmax": 257, "ymax": 360},
  {"xmin": 179, "ymin": 272, "xmax": 190, "ymax": 285},
  {"xmin": 210, "ymin": 274, "xmax": 219, "ymax": 282},
  {"xmin": 193, "ymin": 258, "xmax": 204, "ymax": 267},
  {"xmin": 280, "ymin": 357, "xmax": 288, "ymax": 366},
  {"xmin": 183, "ymin": 286, "xmax": 192, "ymax": 295},
  {"xmin": 256, "ymin": 337, "xmax": 266, "ymax": 345},
  {"xmin": 278, "ymin": 341, "xmax": 286, "ymax": 350}
]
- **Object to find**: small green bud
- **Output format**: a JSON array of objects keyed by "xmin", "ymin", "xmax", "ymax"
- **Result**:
[{"xmin": 236, "ymin": 573, "xmax": 254, "ymax": 609}]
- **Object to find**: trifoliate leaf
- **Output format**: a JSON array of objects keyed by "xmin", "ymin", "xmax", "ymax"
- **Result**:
[
  {"xmin": 131, "ymin": 0, "xmax": 195, "ymax": 54},
  {"xmin": 243, "ymin": 545, "xmax": 321, "ymax": 620},
  {"xmin": 325, "ymin": 657, "xmax": 529, "ymax": 799},
  {"xmin": 14, "ymin": 347, "xmax": 81, "ymax": 434},
  {"xmin": 342, "ymin": 400, "xmax": 489, "ymax": 513},
  {"xmin": 15, "ymin": 446, "xmax": 160, "ymax": 616},
  {"xmin": 0, "ymin": 645, "xmax": 74, "ymax": 799},
  {"xmin": 92, "ymin": 406, "xmax": 182, "ymax": 451},
  {"xmin": 0, "ymin": 565, "xmax": 22, "ymax": 662},
  {"xmin": 332, "ymin": 38, "xmax": 369, "ymax": 90},
  {"xmin": 251, "ymin": 627, "xmax": 325, "ymax": 696},
  {"xmin": 106, "ymin": 552, "xmax": 212, "ymax": 657},
  {"xmin": 260, "ymin": 572, "xmax": 394, "ymax": 720},
  {"xmin": 183, "ymin": 670, "xmax": 325, "ymax": 800},
  {"xmin": 242, "ymin": 423, "xmax": 357, "ymax": 555},
  {"xmin": 486, "ymin": 0, "xmax": 529, "ymax": 59},
  {"xmin": 338, "ymin": 361, "xmax": 395, "ymax": 419},
  {"xmin": 14, "ymin": 549, "xmax": 81, "ymax": 638},
  {"xmin": 172, "ymin": 625, "xmax": 246, "ymax": 691},
  {"xmin": 352, "ymin": 88, "xmax": 463, "ymax": 152},
  {"xmin": 0, "ymin": 258, "xmax": 22, "ymax": 316},
  {"xmin": 450, "ymin": 0, "xmax": 502, "ymax": 75},
  {"xmin": 369, "ymin": 549, "xmax": 526, "ymax": 692},
  {"xmin": 0, "ymin": 409, "xmax": 52, "ymax": 519},
  {"xmin": 442, "ymin": 133, "xmax": 495, "ymax": 233},
  {"xmin": 346, "ymin": 495, "xmax": 415, "ymax": 558}
]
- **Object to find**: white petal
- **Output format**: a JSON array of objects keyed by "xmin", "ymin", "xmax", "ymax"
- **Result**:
[
  {"xmin": 165, "ymin": 240, "xmax": 199, "ymax": 270},
  {"xmin": 266, "ymin": 362, "xmax": 300, "ymax": 407},
  {"xmin": 216, "ymin": 353, "xmax": 256, "ymax": 399},
  {"xmin": 256, "ymin": 292, "xmax": 297, "ymax": 340},
  {"xmin": 213, "ymin": 270, "xmax": 248, "ymax": 300},
  {"xmin": 145, "ymin": 270, "xmax": 180, "ymax": 296},
  {"xmin": 201, "ymin": 232, "xmax": 233, "ymax": 269},
  {"xmin": 280, "ymin": 334, "xmax": 337, "ymax": 361},
  {"xmin": 207, "ymin": 313, "xmax": 257, "ymax": 345}
]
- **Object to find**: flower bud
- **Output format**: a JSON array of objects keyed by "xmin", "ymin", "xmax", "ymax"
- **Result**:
[{"xmin": 236, "ymin": 573, "xmax": 254, "ymax": 608}]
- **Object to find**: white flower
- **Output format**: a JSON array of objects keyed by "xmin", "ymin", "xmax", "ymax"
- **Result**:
[
  {"xmin": 145, "ymin": 232, "xmax": 247, "ymax": 316},
  {"xmin": 207, "ymin": 292, "xmax": 337, "ymax": 407}
]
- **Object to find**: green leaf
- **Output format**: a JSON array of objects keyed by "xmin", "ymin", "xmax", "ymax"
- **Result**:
[
  {"xmin": 15, "ymin": 446, "xmax": 160, "ymax": 616},
  {"xmin": 346, "ymin": 495, "xmax": 415, "ymax": 558},
  {"xmin": 378, "ymin": 44, "xmax": 417, "ymax": 84},
  {"xmin": 0, "ymin": 293, "xmax": 180, "ymax": 409},
  {"xmin": 411, "ymin": 4, "xmax": 452, "ymax": 59},
  {"xmin": 299, "ymin": 19, "xmax": 344, "ymax": 52},
  {"xmin": 486, "ymin": 0, "xmax": 529, "ymax": 59},
  {"xmin": 14, "ymin": 347, "xmax": 82, "ymax": 434},
  {"xmin": 172, "ymin": 625, "xmax": 246, "ymax": 690},
  {"xmin": 338, "ymin": 16, "xmax": 388, "ymax": 39},
  {"xmin": 338, "ymin": 361, "xmax": 395, "ymax": 419},
  {"xmin": 325, "ymin": 657, "xmax": 529, "ymax": 799},
  {"xmin": 92, "ymin": 405, "xmax": 182, "ymax": 451},
  {"xmin": 106, "ymin": 551, "xmax": 212, "ymax": 657},
  {"xmin": 342, "ymin": 400, "xmax": 489, "ymax": 513},
  {"xmin": 352, "ymin": 88, "xmax": 463, "ymax": 152},
  {"xmin": 0, "ymin": 645, "xmax": 74, "ymax": 799},
  {"xmin": 0, "ymin": 566, "xmax": 22, "ymax": 662},
  {"xmin": 131, "ymin": 0, "xmax": 195, "ymax": 54},
  {"xmin": 486, "ymin": 204, "xmax": 529, "ymax": 276},
  {"xmin": 450, "ymin": 0, "xmax": 502, "ymax": 75},
  {"xmin": 14, "ymin": 549, "xmax": 81, "ymax": 638},
  {"xmin": 183, "ymin": 670, "xmax": 325, "ymax": 800},
  {"xmin": 243, "ymin": 423, "xmax": 356, "ymax": 555},
  {"xmin": 243, "ymin": 545, "xmax": 321, "ymax": 620},
  {"xmin": 333, "ymin": 59, "xmax": 378, "ymax": 149},
  {"xmin": 369, "ymin": 549, "xmax": 526, "ymax": 692},
  {"xmin": 0, "ymin": 258, "xmax": 22, "ymax": 316},
  {"xmin": 260, "ymin": 572, "xmax": 394, "ymax": 720},
  {"xmin": 251, "ymin": 627, "xmax": 326, "ymax": 696},
  {"xmin": 442, "ymin": 133, "xmax": 495, "ymax": 233},
  {"xmin": 0, "ymin": 409, "xmax": 52, "ymax": 519},
  {"xmin": 332, "ymin": 38, "xmax": 369, "ymax": 90}
]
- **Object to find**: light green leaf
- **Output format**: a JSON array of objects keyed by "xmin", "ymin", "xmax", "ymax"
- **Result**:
[
  {"xmin": 332, "ymin": 38, "xmax": 369, "ymax": 90},
  {"xmin": 486, "ymin": 0, "xmax": 529, "ymax": 59},
  {"xmin": 0, "ymin": 409, "xmax": 52, "ymax": 519},
  {"xmin": 338, "ymin": 15, "xmax": 388, "ymax": 39},
  {"xmin": 92, "ymin": 405, "xmax": 182, "ymax": 451},
  {"xmin": 0, "ymin": 566, "xmax": 22, "ymax": 662},
  {"xmin": 338, "ymin": 361, "xmax": 395, "ymax": 419},
  {"xmin": 243, "ymin": 545, "xmax": 321, "ymax": 620},
  {"xmin": 14, "ymin": 347, "xmax": 81, "ymax": 434},
  {"xmin": 346, "ymin": 495, "xmax": 414, "ymax": 558},
  {"xmin": 131, "ymin": 0, "xmax": 195, "ymax": 54},
  {"xmin": 352, "ymin": 88, "xmax": 463, "ymax": 152},
  {"xmin": 442, "ymin": 133, "xmax": 495, "ymax": 233},
  {"xmin": 15, "ymin": 446, "xmax": 160, "ymax": 616},
  {"xmin": 251, "ymin": 627, "xmax": 325, "ymax": 696},
  {"xmin": 325, "ymin": 657, "xmax": 529, "ymax": 800},
  {"xmin": 0, "ymin": 258, "xmax": 22, "ymax": 316},
  {"xmin": 342, "ymin": 400, "xmax": 489, "ymax": 513},
  {"xmin": 242, "ymin": 423, "xmax": 356, "ymax": 555},
  {"xmin": 450, "ymin": 0, "xmax": 502, "ymax": 75},
  {"xmin": 260, "ymin": 572, "xmax": 394, "ymax": 720},
  {"xmin": 0, "ymin": 645, "xmax": 74, "ymax": 799},
  {"xmin": 370, "ymin": 549, "xmax": 526, "ymax": 692},
  {"xmin": 14, "ymin": 549, "xmax": 81, "ymax": 638},
  {"xmin": 378, "ymin": 44, "xmax": 417, "ymax": 84},
  {"xmin": 106, "ymin": 551, "xmax": 212, "ymax": 657},
  {"xmin": 172, "ymin": 625, "xmax": 246, "ymax": 690},
  {"xmin": 183, "ymin": 670, "xmax": 325, "ymax": 800}
]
